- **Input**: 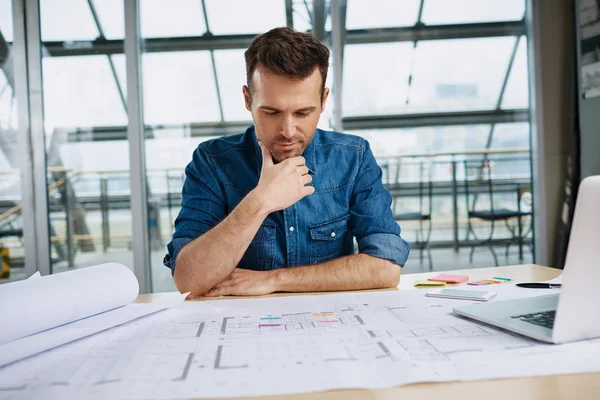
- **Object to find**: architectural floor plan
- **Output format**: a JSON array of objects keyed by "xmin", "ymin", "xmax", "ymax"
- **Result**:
[{"xmin": 1, "ymin": 289, "xmax": 600, "ymax": 399}]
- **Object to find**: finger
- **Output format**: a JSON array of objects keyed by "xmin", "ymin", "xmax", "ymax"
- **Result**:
[
  {"xmin": 231, "ymin": 267, "xmax": 246, "ymax": 276},
  {"xmin": 203, "ymin": 286, "xmax": 230, "ymax": 297},
  {"xmin": 287, "ymin": 156, "xmax": 306, "ymax": 167},
  {"xmin": 204, "ymin": 280, "xmax": 242, "ymax": 296},
  {"xmin": 303, "ymin": 185, "xmax": 315, "ymax": 196},
  {"xmin": 297, "ymin": 166, "xmax": 309, "ymax": 176},
  {"xmin": 258, "ymin": 141, "xmax": 274, "ymax": 167},
  {"xmin": 203, "ymin": 279, "xmax": 229, "ymax": 294},
  {"xmin": 301, "ymin": 174, "xmax": 313, "ymax": 185}
]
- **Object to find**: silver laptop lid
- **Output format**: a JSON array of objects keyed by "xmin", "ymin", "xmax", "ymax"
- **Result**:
[{"xmin": 553, "ymin": 176, "xmax": 600, "ymax": 343}]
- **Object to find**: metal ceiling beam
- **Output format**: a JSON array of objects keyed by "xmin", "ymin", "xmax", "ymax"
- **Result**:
[
  {"xmin": 200, "ymin": 0, "xmax": 225, "ymax": 122},
  {"xmin": 312, "ymin": 0, "xmax": 327, "ymax": 40},
  {"xmin": 343, "ymin": 108, "xmax": 529, "ymax": 130},
  {"xmin": 285, "ymin": 0, "xmax": 293, "ymax": 28},
  {"xmin": 56, "ymin": 108, "xmax": 529, "ymax": 141},
  {"xmin": 331, "ymin": 0, "xmax": 345, "ymax": 130},
  {"xmin": 345, "ymin": 20, "xmax": 525, "ymax": 44},
  {"xmin": 63, "ymin": 121, "xmax": 254, "ymax": 142},
  {"xmin": 39, "ymin": 20, "xmax": 525, "ymax": 57},
  {"xmin": 42, "ymin": 35, "xmax": 255, "ymax": 57}
]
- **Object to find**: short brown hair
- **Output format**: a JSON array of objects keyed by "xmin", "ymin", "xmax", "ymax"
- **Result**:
[{"xmin": 244, "ymin": 27, "xmax": 330, "ymax": 101}]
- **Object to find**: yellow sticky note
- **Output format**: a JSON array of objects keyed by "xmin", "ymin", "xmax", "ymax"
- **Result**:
[{"xmin": 414, "ymin": 280, "xmax": 446, "ymax": 287}]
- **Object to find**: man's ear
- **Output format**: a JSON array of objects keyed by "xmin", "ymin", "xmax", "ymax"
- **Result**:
[
  {"xmin": 243, "ymin": 85, "xmax": 251, "ymax": 111},
  {"xmin": 321, "ymin": 87, "xmax": 330, "ymax": 112}
]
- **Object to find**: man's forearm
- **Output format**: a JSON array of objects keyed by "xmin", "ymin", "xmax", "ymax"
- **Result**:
[
  {"xmin": 174, "ymin": 190, "xmax": 270, "ymax": 296},
  {"xmin": 272, "ymin": 254, "xmax": 401, "ymax": 293}
]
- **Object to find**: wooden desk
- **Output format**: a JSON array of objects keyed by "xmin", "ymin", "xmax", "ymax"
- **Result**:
[{"xmin": 136, "ymin": 265, "xmax": 600, "ymax": 400}]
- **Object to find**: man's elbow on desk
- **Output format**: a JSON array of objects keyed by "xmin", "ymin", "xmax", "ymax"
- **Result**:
[
  {"xmin": 172, "ymin": 250, "xmax": 207, "ymax": 297},
  {"xmin": 365, "ymin": 254, "xmax": 402, "ymax": 289},
  {"xmin": 172, "ymin": 258, "xmax": 194, "ymax": 296}
]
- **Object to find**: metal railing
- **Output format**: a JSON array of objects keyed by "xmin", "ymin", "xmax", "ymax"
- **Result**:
[{"xmin": 0, "ymin": 148, "xmax": 533, "ymax": 265}]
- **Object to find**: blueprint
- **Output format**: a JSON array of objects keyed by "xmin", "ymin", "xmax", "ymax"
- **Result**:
[{"xmin": 1, "ymin": 288, "xmax": 600, "ymax": 399}]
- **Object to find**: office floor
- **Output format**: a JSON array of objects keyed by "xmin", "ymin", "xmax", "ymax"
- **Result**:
[{"xmin": 2, "ymin": 245, "xmax": 533, "ymax": 292}]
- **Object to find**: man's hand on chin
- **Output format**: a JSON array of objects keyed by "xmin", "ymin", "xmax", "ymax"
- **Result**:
[{"xmin": 202, "ymin": 268, "xmax": 278, "ymax": 297}]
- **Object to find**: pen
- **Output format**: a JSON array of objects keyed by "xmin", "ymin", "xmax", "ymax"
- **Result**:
[{"xmin": 515, "ymin": 283, "xmax": 562, "ymax": 289}]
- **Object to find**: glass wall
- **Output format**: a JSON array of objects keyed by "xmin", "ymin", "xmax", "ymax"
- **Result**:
[
  {"xmin": 340, "ymin": 0, "xmax": 533, "ymax": 272},
  {"xmin": 0, "ymin": 0, "xmax": 535, "ymax": 289},
  {"xmin": 136, "ymin": 0, "xmax": 533, "ymax": 282},
  {"xmin": 0, "ymin": 0, "xmax": 25, "ymax": 281},
  {"xmin": 39, "ymin": 0, "xmax": 133, "ymax": 274},
  {"xmin": 139, "ymin": 0, "xmax": 332, "ymax": 291}
]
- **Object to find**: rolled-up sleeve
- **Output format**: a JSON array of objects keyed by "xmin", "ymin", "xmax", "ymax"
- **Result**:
[
  {"xmin": 349, "ymin": 141, "xmax": 410, "ymax": 266},
  {"xmin": 163, "ymin": 145, "xmax": 227, "ymax": 275}
]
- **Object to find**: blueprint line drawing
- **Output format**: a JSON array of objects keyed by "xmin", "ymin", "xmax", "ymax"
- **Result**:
[{"xmin": 1, "ymin": 289, "xmax": 600, "ymax": 399}]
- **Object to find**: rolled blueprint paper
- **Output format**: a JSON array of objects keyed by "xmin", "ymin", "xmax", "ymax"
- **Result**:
[{"xmin": 0, "ymin": 263, "xmax": 138, "ymax": 345}]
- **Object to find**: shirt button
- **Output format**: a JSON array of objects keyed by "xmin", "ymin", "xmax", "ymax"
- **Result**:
[
  {"xmin": 331, "ymin": 232, "xmax": 336, "ymax": 238},
  {"xmin": 289, "ymin": 226, "xmax": 294, "ymax": 232}
]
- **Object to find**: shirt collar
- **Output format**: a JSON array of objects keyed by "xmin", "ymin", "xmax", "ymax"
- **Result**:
[{"xmin": 249, "ymin": 126, "xmax": 317, "ymax": 175}]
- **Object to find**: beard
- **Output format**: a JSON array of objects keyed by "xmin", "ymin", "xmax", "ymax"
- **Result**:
[{"xmin": 264, "ymin": 138, "xmax": 307, "ymax": 163}]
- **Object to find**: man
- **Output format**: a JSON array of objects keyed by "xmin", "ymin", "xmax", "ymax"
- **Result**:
[{"xmin": 164, "ymin": 27, "xmax": 410, "ymax": 298}]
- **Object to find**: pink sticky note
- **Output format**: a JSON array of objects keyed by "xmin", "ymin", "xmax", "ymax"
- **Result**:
[{"xmin": 428, "ymin": 274, "xmax": 469, "ymax": 283}]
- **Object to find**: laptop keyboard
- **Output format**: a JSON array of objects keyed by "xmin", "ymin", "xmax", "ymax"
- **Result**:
[{"xmin": 511, "ymin": 310, "xmax": 556, "ymax": 329}]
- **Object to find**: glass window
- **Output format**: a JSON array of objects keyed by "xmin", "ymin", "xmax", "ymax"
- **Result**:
[
  {"xmin": 91, "ymin": 0, "xmax": 124, "ymax": 40},
  {"xmin": 111, "ymin": 54, "xmax": 127, "ymax": 98},
  {"xmin": 348, "ymin": 125, "xmax": 492, "ymax": 158},
  {"xmin": 346, "ymin": 0, "xmax": 420, "ymax": 30},
  {"xmin": 40, "ymin": 1, "xmax": 133, "ymax": 276},
  {"xmin": 205, "ymin": 0, "xmax": 286, "ymax": 34},
  {"xmin": 343, "ymin": 38, "xmax": 515, "ymax": 116},
  {"xmin": 40, "ymin": 0, "xmax": 98, "ymax": 41},
  {"xmin": 213, "ymin": 49, "xmax": 250, "ymax": 121},
  {"xmin": 343, "ymin": 42, "xmax": 414, "ymax": 116},
  {"xmin": 42, "ymin": 56, "xmax": 127, "ymax": 127},
  {"xmin": 490, "ymin": 122, "xmax": 530, "ymax": 149},
  {"xmin": 0, "ymin": 1, "xmax": 14, "ymax": 41},
  {"xmin": 422, "ymin": 0, "xmax": 525, "ymax": 24},
  {"xmin": 140, "ymin": 0, "xmax": 206, "ymax": 38},
  {"xmin": 406, "ymin": 37, "xmax": 515, "ymax": 113},
  {"xmin": 318, "ymin": 64, "xmax": 335, "ymax": 131},
  {"xmin": 142, "ymin": 51, "xmax": 221, "ymax": 125},
  {"xmin": 0, "ymin": 0, "xmax": 23, "ymax": 282},
  {"xmin": 501, "ymin": 37, "xmax": 529, "ymax": 109},
  {"xmin": 0, "ymin": 70, "xmax": 16, "ymax": 127},
  {"xmin": 292, "ymin": 2, "xmax": 312, "ymax": 32}
]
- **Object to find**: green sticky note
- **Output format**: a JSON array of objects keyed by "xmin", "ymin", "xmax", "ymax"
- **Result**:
[{"xmin": 414, "ymin": 280, "xmax": 446, "ymax": 287}]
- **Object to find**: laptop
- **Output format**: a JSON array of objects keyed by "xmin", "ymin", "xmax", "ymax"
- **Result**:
[{"xmin": 453, "ymin": 175, "xmax": 600, "ymax": 344}]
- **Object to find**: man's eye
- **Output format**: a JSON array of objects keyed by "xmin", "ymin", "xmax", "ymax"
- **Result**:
[
  {"xmin": 296, "ymin": 112, "xmax": 309, "ymax": 117},
  {"xmin": 264, "ymin": 111, "xmax": 279, "ymax": 116}
]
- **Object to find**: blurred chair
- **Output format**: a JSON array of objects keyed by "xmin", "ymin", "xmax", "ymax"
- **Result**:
[
  {"xmin": 463, "ymin": 160, "xmax": 531, "ymax": 266},
  {"xmin": 390, "ymin": 159, "xmax": 433, "ymax": 270}
]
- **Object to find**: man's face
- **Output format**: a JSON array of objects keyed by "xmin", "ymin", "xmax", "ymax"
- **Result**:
[{"xmin": 243, "ymin": 64, "xmax": 329, "ymax": 163}]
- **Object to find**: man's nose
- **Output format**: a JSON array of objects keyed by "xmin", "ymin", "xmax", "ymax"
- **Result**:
[{"xmin": 280, "ymin": 115, "xmax": 296, "ymax": 139}]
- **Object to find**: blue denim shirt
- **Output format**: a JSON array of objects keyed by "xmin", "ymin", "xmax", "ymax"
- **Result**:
[{"xmin": 164, "ymin": 126, "xmax": 410, "ymax": 274}]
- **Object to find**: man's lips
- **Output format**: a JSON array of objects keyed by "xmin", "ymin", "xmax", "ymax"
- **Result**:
[{"xmin": 275, "ymin": 142, "xmax": 299, "ymax": 148}]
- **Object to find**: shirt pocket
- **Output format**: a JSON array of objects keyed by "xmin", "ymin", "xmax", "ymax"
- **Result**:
[
  {"xmin": 240, "ymin": 223, "xmax": 276, "ymax": 270},
  {"xmin": 309, "ymin": 214, "xmax": 350, "ymax": 264}
]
